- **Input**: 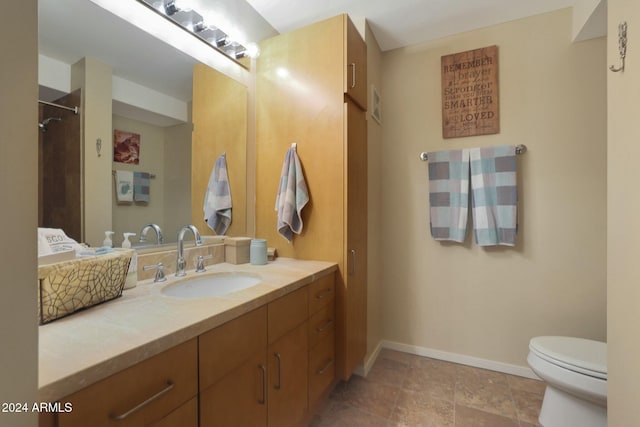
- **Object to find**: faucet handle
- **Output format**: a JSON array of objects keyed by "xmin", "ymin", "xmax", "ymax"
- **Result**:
[
  {"xmin": 143, "ymin": 262, "xmax": 167, "ymax": 282},
  {"xmin": 196, "ymin": 255, "xmax": 213, "ymax": 273}
]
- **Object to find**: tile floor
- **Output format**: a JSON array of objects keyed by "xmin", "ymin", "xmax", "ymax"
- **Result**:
[{"xmin": 311, "ymin": 349, "xmax": 546, "ymax": 427}]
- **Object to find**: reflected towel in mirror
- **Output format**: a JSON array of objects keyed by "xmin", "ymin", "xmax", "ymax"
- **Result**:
[
  {"xmin": 204, "ymin": 153, "xmax": 232, "ymax": 235},
  {"xmin": 115, "ymin": 170, "xmax": 134, "ymax": 203},
  {"xmin": 133, "ymin": 171, "xmax": 150, "ymax": 202}
]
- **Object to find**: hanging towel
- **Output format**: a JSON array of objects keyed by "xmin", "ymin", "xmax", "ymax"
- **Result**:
[
  {"xmin": 469, "ymin": 145, "xmax": 518, "ymax": 246},
  {"xmin": 134, "ymin": 171, "xmax": 150, "ymax": 202},
  {"xmin": 275, "ymin": 146, "xmax": 309, "ymax": 242},
  {"xmin": 203, "ymin": 153, "xmax": 232, "ymax": 235},
  {"xmin": 115, "ymin": 170, "xmax": 134, "ymax": 203},
  {"xmin": 427, "ymin": 149, "xmax": 470, "ymax": 242}
]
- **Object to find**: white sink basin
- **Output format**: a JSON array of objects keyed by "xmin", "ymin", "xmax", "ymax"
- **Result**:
[{"xmin": 161, "ymin": 273, "xmax": 261, "ymax": 298}]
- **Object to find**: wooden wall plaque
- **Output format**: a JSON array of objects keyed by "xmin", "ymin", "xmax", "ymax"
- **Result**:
[{"xmin": 441, "ymin": 45, "xmax": 499, "ymax": 138}]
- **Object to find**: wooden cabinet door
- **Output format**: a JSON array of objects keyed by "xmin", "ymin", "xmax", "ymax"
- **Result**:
[
  {"xmin": 345, "ymin": 16, "xmax": 367, "ymax": 110},
  {"xmin": 267, "ymin": 322, "xmax": 308, "ymax": 427},
  {"xmin": 200, "ymin": 351, "xmax": 268, "ymax": 427},
  {"xmin": 150, "ymin": 397, "xmax": 198, "ymax": 427},
  {"xmin": 342, "ymin": 100, "xmax": 368, "ymax": 379},
  {"xmin": 199, "ymin": 307, "xmax": 268, "ymax": 427}
]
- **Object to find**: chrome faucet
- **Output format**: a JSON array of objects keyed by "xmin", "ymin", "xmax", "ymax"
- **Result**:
[
  {"xmin": 139, "ymin": 223, "xmax": 164, "ymax": 245},
  {"xmin": 176, "ymin": 225, "xmax": 202, "ymax": 277}
]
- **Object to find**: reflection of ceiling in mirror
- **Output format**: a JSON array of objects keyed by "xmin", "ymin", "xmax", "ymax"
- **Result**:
[{"xmin": 38, "ymin": 0, "xmax": 277, "ymax": 103}]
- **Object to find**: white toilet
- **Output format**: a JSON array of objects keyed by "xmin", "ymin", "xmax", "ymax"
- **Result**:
[{"xmin": 527, "ymin": 336, "xmax": 607, "ymax": 427}]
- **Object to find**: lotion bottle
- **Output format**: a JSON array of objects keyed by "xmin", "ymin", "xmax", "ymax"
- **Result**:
[
  {"xmin": 103, "ymin": 231, "xmax": 114, "ymax": 248},
  {"xmin": 122, "ymin": 233, "xmax": 137, "ymax": 289}
]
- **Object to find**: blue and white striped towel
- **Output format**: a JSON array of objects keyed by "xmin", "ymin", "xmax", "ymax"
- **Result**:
[
  {"xmin": 133, "ymin": 171, "xmax": 150, "ymax": 202},
  {"xmin": 203, "ymin": 153, "xmax": 232, "ymax": 235},
  {"xmin": 427, "ymin": 149, "xmax": 471, "ymax": 242},
  {"xmin": 469, "ymin": 145, "xmax": 518, "ymax": 246}
]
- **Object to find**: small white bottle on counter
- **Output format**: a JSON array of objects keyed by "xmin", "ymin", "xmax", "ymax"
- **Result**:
[
  {"xmin": 122, "ymin": 232, "xmax": 137, "ymax": 289},
  {"xmin": 103, "ymin": 231, "xmax": 114, "ymax": 248}
]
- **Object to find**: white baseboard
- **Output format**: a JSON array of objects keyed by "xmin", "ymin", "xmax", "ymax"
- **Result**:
[
  {"xmin": 355, "ymin": 339, "xmax": 539, "ymax": 380},
  {"xmin": 353, "ymin": 340, "xmax": 383, "ymax": 377}
]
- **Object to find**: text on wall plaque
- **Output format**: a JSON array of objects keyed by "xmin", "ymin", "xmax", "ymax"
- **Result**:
[{"xmin": 441, "ymin": 45, "xmax": 499, "ymax": 138}]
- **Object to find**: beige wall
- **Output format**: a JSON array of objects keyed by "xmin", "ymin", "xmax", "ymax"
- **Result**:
[
  {"xmin": 365, "ymin": 22, "xmax": 384, "ymax": 360},
  {"xmin": 0, "ymin": 1, "xmax": 38, "ymax": 426},
  {"xmin": 164, "ymin": 120, "xmax": 193, "ymax": 242},
  {"xmin": 112, "ymin": 115, "xmax": 167, "ymax": 245},
  {"xmin": 71, "ymin": 58, "xmax": 113, "ymax": 247},
  {"xmin": 380, "ymin": 8, "xmax": 607, "ymax": 369},
  {"xmin": 607, "ymin": 0, "xmax": 640, "ymax": 424}
]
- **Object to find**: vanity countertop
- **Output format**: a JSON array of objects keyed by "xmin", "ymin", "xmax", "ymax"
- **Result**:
[{"xmin": 38, "ymin": 257, "xmax": 337, "ymax": 402}]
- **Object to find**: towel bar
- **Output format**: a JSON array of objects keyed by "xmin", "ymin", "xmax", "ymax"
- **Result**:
[
  {"xmin": 419, "ymin": 144, "xmax": 527, "ymax": 161},
  {"xmin": 112, "ymin": 170, "xmax": 156, "ymax": 179}
]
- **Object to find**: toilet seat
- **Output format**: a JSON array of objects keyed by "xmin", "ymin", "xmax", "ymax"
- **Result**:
[{"xmin": 529, "ymin": 336, "xmax": 606, "ymax": 380}]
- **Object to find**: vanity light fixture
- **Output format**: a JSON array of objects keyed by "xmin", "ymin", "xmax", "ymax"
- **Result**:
[{"xmin": 137, "ymin": 0, "xmax": 259, "ymax": 61}]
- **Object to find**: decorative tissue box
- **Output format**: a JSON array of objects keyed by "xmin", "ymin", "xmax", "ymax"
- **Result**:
[
  {"xmin": 37, "ymin": 249, "xmax": 133, "ymax": 324},
  {"xmin": 224, "ymin": 237, "xmax": 251, "ymax": 264}
]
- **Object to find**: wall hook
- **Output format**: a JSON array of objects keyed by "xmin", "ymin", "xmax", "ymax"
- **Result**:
[
  {"xmin": 96, "ymin": 138, "xmax": 102, "ymax": 157},
  {"xmin": 610, "ymin": 21, "xmax": 627, "ymax": 73}
]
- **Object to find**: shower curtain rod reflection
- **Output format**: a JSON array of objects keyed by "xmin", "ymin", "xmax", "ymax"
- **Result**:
[{"xmin": 38, "ymin": 100, "xmax": 79, "ymax": 115}]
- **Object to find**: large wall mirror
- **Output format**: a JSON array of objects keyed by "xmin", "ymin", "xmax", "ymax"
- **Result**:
[{"xmin": 38, "ymin": 0, "xmax": 255, "ymax": 246}]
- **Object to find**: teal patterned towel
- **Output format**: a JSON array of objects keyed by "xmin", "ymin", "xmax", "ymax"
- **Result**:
[
  {"xmin": 469, "ymin": 145, "xmax": 518, "ymax": 246},
  {"xmin": 427, "ymin": 149, "xmax": 470, "ymax": 242},
  {"xmin": 133, "ymin": 171, "xmax": 150, "ymax": 202}
]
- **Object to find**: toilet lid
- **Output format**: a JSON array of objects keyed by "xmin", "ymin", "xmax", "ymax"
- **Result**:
[{"xmin": 529, "ymin": 336, "xmax": 607, "ymax": 380}]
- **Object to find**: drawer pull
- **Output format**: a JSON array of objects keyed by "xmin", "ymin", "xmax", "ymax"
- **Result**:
[
  {"xmin": 315, "ymin": 319, "xmax": 333, "ymax": 333},
  {"xmin": 350, "ymin": 63, "xmax": 356, "ymax": 88},
  {"xmin": 315, "ymin": 289, "xmax": 333, "ymax": 300},
  {"xmin": 110, "ymin": 380, "xmax": 175, "ymax": 421},
  {"xmin": 274, "ymin": 352, "xmax": 282, "ymax": 390},
  {"xmin": 317, "ymin": 359, "xmax": 334, "ymax": 375},
  {"xmin": 258, "ymin": 364, "xmax": 267, "ymax": 405}
]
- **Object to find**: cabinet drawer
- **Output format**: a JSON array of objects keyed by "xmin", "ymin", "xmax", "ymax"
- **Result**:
[
  {"xmin": 308, "ymin": 331, "xmax": 335, "ymax": 408},
  {"xmin": 58, "ymin": 339, "xmax": 197, "ymax": 427},
  {"xmin": 200, "ymin": 306, "xmax": 267, "ymax": 389},
  {"xmin": 308, "ymin": 303, "xmax": 335, "ymax": 350},
  {"xmin": 268, "ymin": 286, "xmax": 308, "ymax": 344},
  {"xmin": 308, "ymin": 274, "xmax": 335, "ymax": 314}
]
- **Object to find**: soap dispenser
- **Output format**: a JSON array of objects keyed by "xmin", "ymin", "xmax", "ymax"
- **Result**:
[
  {"xmin": 122, "ymin": 232, "xmax": 137, "ymax": 289},
  {"xmin": 122, "ymin": 232, "xmax": 135, "ymax": 249},
  {"xmin": 103, "ymin": 231, "xmax": 114, "ymax": 248}
]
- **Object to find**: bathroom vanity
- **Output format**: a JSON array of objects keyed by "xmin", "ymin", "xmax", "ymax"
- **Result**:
[{"xmin": 38, "ymin": 258, "xmax": 337, "ymax": 427}]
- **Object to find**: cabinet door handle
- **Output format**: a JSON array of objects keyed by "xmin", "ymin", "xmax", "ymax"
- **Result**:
[
  {"xmin": 274, "ymin": 352, "xmax": 282, "ymax": 390},
  {"xmin": 349, "ymin": 249, "xmax": 356, "ymax": 275},
  {"xmin": 110, "ymin": 380, "xmax": 175, "ymax": 420},
  {"xmin": 315, "ymin": 288, "xmax": 333, "ymax": 300},
  {"xmin": 258, "ymin": 364, "xmax": 267, "ymax": 405},
  {"xmin": 350, "ymin": 63, "xmax": 356, "ymax": 88},
  {"xmin": 317, "ymin": 358, "xmax": 335, "ymax": 375},
  {"xmin": 316, "ymin": 319, "xmax": 333, "ymax": 333}
]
